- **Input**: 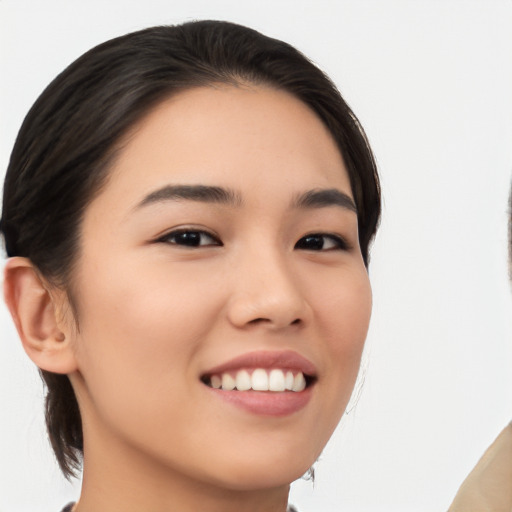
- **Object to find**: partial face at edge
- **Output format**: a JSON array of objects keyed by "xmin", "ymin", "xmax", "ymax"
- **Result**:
[{"xmin": 66, "ymin": 85, "xmax": 372, "ymax": 489}]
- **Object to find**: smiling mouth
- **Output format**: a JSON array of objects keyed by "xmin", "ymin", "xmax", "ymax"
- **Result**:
[{"xmin": 201, "ymin": 368, "xmax": 316, "ymax": 392}]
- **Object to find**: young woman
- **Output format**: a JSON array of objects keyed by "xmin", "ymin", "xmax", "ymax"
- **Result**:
[{"xmin": 1, "ymin": 20, "xmax": 381, "ymax": 512}]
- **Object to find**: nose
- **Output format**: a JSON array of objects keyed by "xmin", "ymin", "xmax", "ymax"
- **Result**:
[{"xmin": 226, "ymin": 249, "xmax": 310, "ymax": 330}]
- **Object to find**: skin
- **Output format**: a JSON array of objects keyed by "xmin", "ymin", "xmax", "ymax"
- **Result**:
[{"xmin": 6, "ymin": 85, "xmax": 372, "ymax": 512}]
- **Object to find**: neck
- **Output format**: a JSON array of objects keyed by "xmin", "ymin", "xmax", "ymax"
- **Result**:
[{"xmin": 75, "ymin": 423, "xmax": 291, "ymax": 512}]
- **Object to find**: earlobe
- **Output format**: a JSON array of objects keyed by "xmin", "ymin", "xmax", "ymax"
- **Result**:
[{"xmin": 3, "ymin": 257, "xmax": 78, "ymax": 374}]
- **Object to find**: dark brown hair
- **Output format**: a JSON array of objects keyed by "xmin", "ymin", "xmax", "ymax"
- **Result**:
[{"xmin": 1, "ymin": 20, "xmax": 381, "ymax": 478}]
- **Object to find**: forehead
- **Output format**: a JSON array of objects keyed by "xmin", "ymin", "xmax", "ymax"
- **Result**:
[{"xmin": 96, "ymin": 85, "xmax": 351, "ymax": 211}]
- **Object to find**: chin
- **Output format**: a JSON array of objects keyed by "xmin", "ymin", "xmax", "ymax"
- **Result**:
[
  {"xmin": 213, "ymin": 464, "xmax": 309, "ymax": 492},
  {"xmin": 198, "ymin": 446, "xmax": 318, "ymax": 492}
]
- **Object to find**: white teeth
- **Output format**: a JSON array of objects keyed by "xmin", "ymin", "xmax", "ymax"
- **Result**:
[
  {"xmin": 268, "ymin": 369, "xmax": 286, "ymax": 392},
  {"xmin": 208, "ymin": 369, "xmax": 309, "ymax": 392},
  {"xmin": 221, "ymin": 373, "xmax": 236, "ymax": 391},
  {"xmin": 235, "ymin": 370, "xmax": 252, "ymax": 391},
  {"xmin": 251, "ymin": 369, "xmax": 269, "ymax": 391},
  {"xmin": 292, "ymin": 372, "xmax": 306, "ymax": 392},
  {"xmin": 211, "ymin": 375, "xmax": 222, "ymax": 389},
  {"xmin": 285, "ymin": 371, "xmax": 294, "ymax": 390}
]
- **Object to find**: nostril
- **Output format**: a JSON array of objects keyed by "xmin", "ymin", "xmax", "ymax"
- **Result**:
[
  {"xmin": 248, "ymin": 318, "xmax": 269, "ymax": 325},
  {"xmin": 247, "ymin": 317, "xmax": 302, "ymax": 327}
]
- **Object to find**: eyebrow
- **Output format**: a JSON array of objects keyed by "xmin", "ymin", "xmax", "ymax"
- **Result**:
[
  {"xmin": 135, "ymin": 184, "xmax": 242, "ymax": 209},
  {"xmin": 134, "ymin": 184, "xmax": 356, "ymax": 214},
  {"xmin": 293, "ymin": 188, "xmax": 357, "ymax": 213}
]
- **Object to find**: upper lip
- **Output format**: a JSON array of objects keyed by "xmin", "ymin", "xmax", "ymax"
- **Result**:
[{"xmin": 202, "ymin": 350, "xmax": 317, "ymax": 377}]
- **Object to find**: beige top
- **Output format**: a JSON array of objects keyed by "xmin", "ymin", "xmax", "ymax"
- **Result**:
[{"xmin": 449, "ymin": 423, "xmax": 512, "ymax": 512}]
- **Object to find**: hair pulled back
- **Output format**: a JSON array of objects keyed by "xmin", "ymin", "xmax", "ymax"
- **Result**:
[{"xmin": 1, "ymin": 20, "xmax": 381, "ymax": 477}]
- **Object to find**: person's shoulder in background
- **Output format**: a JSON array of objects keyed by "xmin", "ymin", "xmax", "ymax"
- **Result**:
[{"xmin": 449, "ymin": 422, "xmax": 512, "ymax": 511}]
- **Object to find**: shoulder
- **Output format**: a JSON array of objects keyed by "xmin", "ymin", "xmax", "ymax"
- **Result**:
[
  {"xmin": 448, "ymin": 423, "xmax": 512, "ymax": 511},
  {"xmin": 62, "ymin": 502, "xmax": 296, "ymax": 512}
]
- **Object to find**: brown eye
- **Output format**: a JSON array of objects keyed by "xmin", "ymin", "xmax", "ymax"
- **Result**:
[
  {"xmin": 159, "ymin": 230, "xmax": 222, "ymax": 247},
  {"xmin": 294, "ymin": 233, "xmax": 349, "ymax": 251}
]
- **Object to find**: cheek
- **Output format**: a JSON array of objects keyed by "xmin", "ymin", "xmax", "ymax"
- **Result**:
[
  {"xmin": 71, "ymin": 262, "xmax": 225, "ymax": 408},
  {"xmin": 311, "ymin": 266, "xmax": 372, "ymax": 398},
  {"xmin": 313, "ymin": 265, "xmax": 372, "ymax": 350},
  {"xmin": 76, "ymin": 256, "xmax": 222, "ymax": 344}
]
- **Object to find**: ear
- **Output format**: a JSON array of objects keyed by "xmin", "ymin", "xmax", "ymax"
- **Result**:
[{"xmin": 3, "ymin": 257, "xmax": 78, "ymax": 374}]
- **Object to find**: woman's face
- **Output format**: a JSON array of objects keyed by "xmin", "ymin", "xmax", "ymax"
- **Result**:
[{"xmin": 67, "ymin": 85, "xmax": 372, "ymax": 490}]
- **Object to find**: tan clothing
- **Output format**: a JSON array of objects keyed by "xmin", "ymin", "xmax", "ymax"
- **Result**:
[
  {"xmin": 61, "ymin": 503, "xmax": 298, "ymax": 511},
  {"xmin": 449, "ymin": 423, "xmax": 512, "ymax": 511}
]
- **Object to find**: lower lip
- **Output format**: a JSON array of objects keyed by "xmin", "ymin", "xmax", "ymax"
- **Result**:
[{"xmin": 206, "ymin": 386, "xmax": 313, "ymax": 416}]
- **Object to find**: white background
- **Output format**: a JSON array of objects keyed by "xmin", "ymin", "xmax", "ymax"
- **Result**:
[{"xmin": 1, "ymin": 1, "xmax": 512, "ymax": 511}]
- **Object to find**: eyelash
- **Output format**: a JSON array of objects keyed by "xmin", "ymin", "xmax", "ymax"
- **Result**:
[
  {"xmin": 156, "ymin": 229, "xmax": 349, "ymax": 252},
  {"xmin": 156, "ymin": 229, "xmax": 222, "ymax": 247},
  {"xmin": 294, "ymin": 233, "xmax": 350, "ymax": 252}
]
